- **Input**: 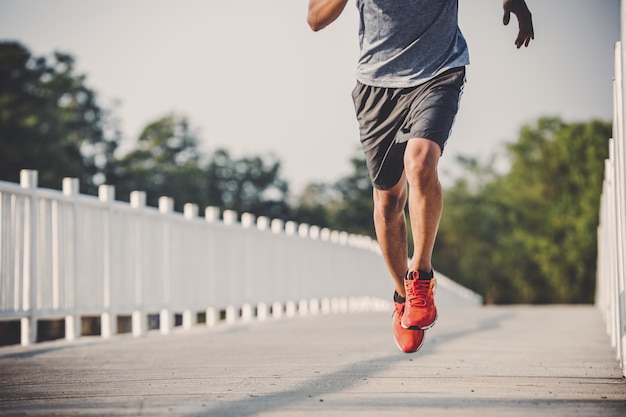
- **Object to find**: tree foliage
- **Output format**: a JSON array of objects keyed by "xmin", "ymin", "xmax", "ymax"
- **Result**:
[
  {"xmin": 291, "ymin": 153, "xmax": 375, "ymax": 236},
  {"xmin": 110, "ymin": 113, "xmax": 290, "ymax": 218},
  {"xmin": 110, "ymin": 114, "xmax": 207, "ymax": 209},
  {"xmin": 332, "ymin": 155, "xmax": 375, "ymax": 236},
  {"xmin": 204, "ymin": 148, "xmax": 290, "ymax": 219},
  {"xmin": 291, "ymin": 182, "xmax": 338, "ymax": 228},
  {"xmin": 0, "ymin": 42, "xmax": 119, "ymax": 193},
  {"xmin": 434, "ymin": 117, "xmax": 610, "ymax": 304}
]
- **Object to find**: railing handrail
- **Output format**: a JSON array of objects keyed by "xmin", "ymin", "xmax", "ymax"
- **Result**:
[{"xmin": 0, "ymin": 170, "xmax": 394, "ymax": 343}]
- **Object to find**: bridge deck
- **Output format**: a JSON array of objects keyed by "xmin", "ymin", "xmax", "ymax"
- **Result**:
[{"xmin": 1, "ymin": 287, "xmax": 625, "ymax": 416}]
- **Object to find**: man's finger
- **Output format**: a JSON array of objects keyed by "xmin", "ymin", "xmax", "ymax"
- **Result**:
[
  {"xmin": 503, "ymin": 9, "xmax": 511, "ymax": 26},
  {"xmin": 516, "ymin": 32, "xmax": 534, "ymax": 48}
]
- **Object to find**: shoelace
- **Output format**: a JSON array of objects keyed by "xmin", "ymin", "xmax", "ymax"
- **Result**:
[{"xmin": 407, "ymin": 280, "xmax": 433, "ymax": 307}]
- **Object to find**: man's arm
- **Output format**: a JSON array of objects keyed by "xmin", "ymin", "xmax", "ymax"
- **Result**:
[
  {"xmin": 307, "ymin": 0, "xmax": 349, "ymax": 32},
  {"xmin": 503, "ymin": 0, "xmax": 534, "ymax": 48}
]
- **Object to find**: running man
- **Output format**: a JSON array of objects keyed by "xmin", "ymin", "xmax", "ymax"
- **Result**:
[{"xmin": 307, "ymin": 0, "xmax": 534, "ymax": 352}]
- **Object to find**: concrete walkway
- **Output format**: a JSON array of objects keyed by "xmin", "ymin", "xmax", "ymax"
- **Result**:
[{"xmin": 1, "ymin": 287, "xmax": 625, "ymax": 416}]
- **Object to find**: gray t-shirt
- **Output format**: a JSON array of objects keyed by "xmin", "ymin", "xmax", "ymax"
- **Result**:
[{"xmin": 355, "ymin": 0, "xmax": 470, "ymax": 88}]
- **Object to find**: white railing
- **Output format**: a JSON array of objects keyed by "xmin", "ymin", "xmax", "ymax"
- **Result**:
[
  {"xmin": 0, "ymin": 170, "xmax": 393, "ymax": 345},
  {"xmin": 596, "ymin": 40, "xmax": 626, "ymax": 378}
]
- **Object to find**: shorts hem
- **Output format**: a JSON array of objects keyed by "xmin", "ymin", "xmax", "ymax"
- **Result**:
[{"xmin": 397, "ymin": 132, "xmax": 447, "ymax": 152}]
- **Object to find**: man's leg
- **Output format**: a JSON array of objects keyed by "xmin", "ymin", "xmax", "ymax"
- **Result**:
[
  {"xmin": 372, "ymin": 137, "xmax": 442, "ymax": 297},
  {"xmin": 399, "ymin": 137, "xmax": 441, "ymax": 330},
  {"xmin": 373, "ymin": 174, "xmax": 409, "ymax": 298},
  {"xmin": 374, "ymin": 172, "xmax": 427, "ymax": 353},
  {"xmin": 404, "ymin": 138, "xmax": 443, "ymax": 273}
]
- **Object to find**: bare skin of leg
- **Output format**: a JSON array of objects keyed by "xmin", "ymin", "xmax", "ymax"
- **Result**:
[
  {"xmin": 373, "ymin": 172, "xmax": 409, "ymax": 298},
  {"xmin": 373, "ymin": 138, "xmax": 442, "ymax": 298},
  {"xmin": 404, "ymin": 138, "xmax": 443, "ymax": 274}
]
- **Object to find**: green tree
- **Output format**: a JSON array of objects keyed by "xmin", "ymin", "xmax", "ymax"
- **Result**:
[
  {"xmin": 331, "ymin": 154, "xmax": 375, "ymax": 236},
  {"xmin": 503, "ymin": 118, "xmax": 610, "ymax": 303},
  {"xmin": 294, "ymin": 153, "xmax": 375, "ymax": 234},
  {"xmin": 111, "ymin": 114, "xmax": 208, "ymax": 210},
  {"xmin": 205, "ymin": 148, "xmax": 290, "ymax": 219},
  {"xmin": 290, "ymin": 182, "xmax": 337, "ymax": 228},
  {"xmin": 434, "ymin": 117, "xmax": 610, "ymax": 304},
  {"xmin": 434, "ymin": 157, "xmax": 507, "ymax": 302},
  {"xmin": 112, "ymin": 114, "xmax": 291, "ymax": 218},
  {"xmin": 0, "ymin": 42, "xmax": 119, "ymax": 193},
  {"xmin": 291, "ymin": 152, "xmax": 375, "ymax": 236}
]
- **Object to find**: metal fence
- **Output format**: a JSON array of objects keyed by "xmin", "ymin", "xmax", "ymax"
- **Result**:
[
  {"xmin": 0, "ymin": 170, "xmax": 393, "ymax": 345},
  {"xmin": 596, "ymin": 40, "xmax": 626, "ymax": 378}
]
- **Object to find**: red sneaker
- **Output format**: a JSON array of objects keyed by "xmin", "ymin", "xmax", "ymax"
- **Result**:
[
  {"xmin": 401, "ymin": 270, "xmax": 437, "ymax": 330},
  {"xmin": 392, "ymin": 299, "xmax": 425, "ymax": 353}
]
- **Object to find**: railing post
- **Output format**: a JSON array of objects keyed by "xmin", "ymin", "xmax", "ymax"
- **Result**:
[
  {"xmin": 285, "ymin": 221, "xmax": 296, "ymax": 236},
  {"xmin": 223, "ymin": 210, "xmax": 237, "ymax": 225},
  {"xmin": 225, "ymin": 305, "xmax": 236, "ymax": 324},
  {"xmin": 257, "ymin": 302, "xmax": 268, "ymax": 321},
  {"xmin": 241, "ymin": 304, "xmax": 252, "ymax": 322},
  {"xmin": 62, "ymin": 177, "xmax": 81, "ymax": 342},
  {"xmin": 309, "ymin": 225, "xmax": 320, "ymax": 240},
  {"xmin": 204, "ymin": 206, "xmax": 220, "ymax": 223},
  {"xmin": 98, "ymin": 185, "xmax": 116, "ymax": 339},
  {"xmin": 183, "ymin": 203, "xmax": 198, "ymax": 330},
  {"xmin": 241, "ymin": 212, "xmax": 255, "ymax": 228},
  {"xmin": 130, "ymin": 191, "xmax": 146, "ymax": 337},
  {"xmin": 62, "ymin": 178, "xmax": 79, "ymax": 195},
  {"xmin": 19, "ymin": 169, "xmax": 38, "ymax": 345},
  {"xmin": 158, "ymin": 196, "xmax": 174, "ymax": 335},
  {"xmin": 616, "ymin": 38, "xmax": 626, "ymax": 371},
  {"xmin": 256, "ymin": 216, "xmax": 269, "ymax": 231},
  {"xmin": 183, "ymin": 203, "xmax": 198, "ymax": 220},
  {"xmin": 205, "ymin": 307, "xmax": 216, "ymax": 327},
  {"xmin": 298, "ymin": 223, "xmax": 309, "ymax": 238},
  {"xmin": 272, "ymin": 302, "xmax": 282, "ymax": 319},
  {"xmin": 204, "ymin": 207, "xmax": 219, "ymax": 329},
  {"xmin": 271, "ymin": 219, "xmax": 283, "ymax": 234}
]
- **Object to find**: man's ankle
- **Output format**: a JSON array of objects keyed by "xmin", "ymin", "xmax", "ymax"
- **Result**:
[
  {"xmin": 394, "ymin": 291, "xmax": 406, "ymax": 303},
  {"xmin": 406, "ymin": 270, "xmax": 434, "ymax": 280}
]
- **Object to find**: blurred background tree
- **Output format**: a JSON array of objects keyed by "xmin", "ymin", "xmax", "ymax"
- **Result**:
[
  {"xmin": 109, "ymin": 113, "xmax": 208, "ymax": 210},
  {"xmin": 0, "ymin": 41, "xmax": 119, "ymax": 193},
  {"xmin": 331, "ymin": 155, "xmax": 375, "ymax": 236},
  {"xmin": 290, "ymin": 153, "xmax": 375, "ymax": 236},
  {"xmin": 204, "ymin": 148, "xmax": 290, "ymax": 220},
  {"xmin": 434, "ymin": 117, "xmax": 610, "ymax": 304},
  {"xmin": 291, "ymin": 182, "xmax": 338, "ymax": 228},
  {"xmin": 110, "ymin": 114, "xmax": 292, "ymax": 218}
]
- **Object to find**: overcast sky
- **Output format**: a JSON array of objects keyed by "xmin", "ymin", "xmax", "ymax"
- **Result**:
[{"xmin": 0, "ymin": 0, "xmax": 620, "ymax": 193}]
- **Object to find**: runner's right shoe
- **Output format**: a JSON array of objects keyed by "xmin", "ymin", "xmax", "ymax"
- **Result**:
[{"xmin": 392, "ymin": 295, "xmax": 425, "ymax": 353}]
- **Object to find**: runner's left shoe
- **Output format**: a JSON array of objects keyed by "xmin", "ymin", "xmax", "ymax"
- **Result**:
[{"xmin": 392, "ymin": 295, "xmax": 425, "ymax": 353}]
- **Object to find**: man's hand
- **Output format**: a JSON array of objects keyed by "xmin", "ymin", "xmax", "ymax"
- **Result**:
[{"xmin": 503, "ymin": 0, "xmax": 534, "ymax": 48}]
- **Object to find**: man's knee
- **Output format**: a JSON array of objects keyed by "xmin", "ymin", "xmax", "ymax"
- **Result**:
[
  {"xmin": 374, "ymin": 187, "xmax": 406, "ymax": 220},
  {"xmin": 404, "ymin": 139, "xmax": 440, "ymax": 187}
]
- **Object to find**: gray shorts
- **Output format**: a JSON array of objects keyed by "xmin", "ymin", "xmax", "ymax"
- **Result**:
[{"xmin": 351, "ymin": 67, "xmax": 466, "ymax": 190}]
